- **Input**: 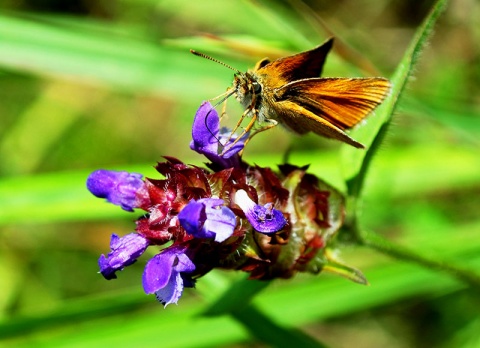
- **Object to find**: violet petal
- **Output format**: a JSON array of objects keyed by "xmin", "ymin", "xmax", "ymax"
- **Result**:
[
  {"xmin": 234, "ymin": 190, "xmax": 286, "ymax": 234},
  {"xmin": 202, "ymin": 199, "xmax": 237, "ymax": 242},
  {"xmin": 98, "ymin": 233, "xmax": 150, "ymax": 280},
  {"xmin": 190, "ymin": 101, "xmax": 219, "ymax": 155},
  {"xmin": 178, "ymin": 200, "xmax": 207, "ymax": 236},
  {"xmin": 190, "ymin": 101, "xmax": 247, "ymax": 168},
  {"xmin": 179, "ymin": 198, "xmax": 236, "ymax": 242},
  {"xmin": 142, "ymin": 246, "xmax": 195, "ymax": 307},
  {"xmin": 87, "ymin": 170, "xmax": 145, "ymax": 211}
]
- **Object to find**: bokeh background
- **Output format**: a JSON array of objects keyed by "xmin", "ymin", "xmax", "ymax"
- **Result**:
[{"xmin": 1, "ymin": 0, "xmax": 479, "ymax": 347}]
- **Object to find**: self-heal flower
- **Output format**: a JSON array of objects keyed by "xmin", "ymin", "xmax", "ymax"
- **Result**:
[
  {"xmin": 142, "ymin": 246, "xmax": 196, "ymax": 307},
  {"xmin": 87, "ymin": 170, "xmax": 147, "ymax": 211},
  {"xmin": 88, "ymin": 101, "xmax": 363, "ymax": 307},
  {"xmin": 190, "ymin": 101, "xmax": 248, "ymax": 168},
  {"xmin": 234, "ymin": 189, "xmax": 287, "ymax": 234},
  {"xmin": 178, "ymin": 198, "xmax": 236, "ymax": 243},
  {"xmin": 99, "ymin": 233, "xmax": 150, "ymax": 280}
]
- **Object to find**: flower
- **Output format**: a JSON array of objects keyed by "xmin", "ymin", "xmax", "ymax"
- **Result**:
[
  {"xmin": 190, "ymin": 101, "xmax": 248, "ymax": 169},
  {"xmin": 86, "ymin": 170, "xmax": 148, "ymax": 211},
  {"xmin": 99, "ymin": 233, "xmax": 150, "ymax": 280},
  {"xmin": 178, "ymin": 198, "xmax": 236, "ymax": 243},
  {"xmin": 142, "ymin": 246, "xmax": 196, "ymax": 306},
  {"xmin": 88, "ymin": 101, "xmax": 363, "ymax": 307},
  {"xmin": 234, "ymin": 189, "xmax": 287, "ymax": 234}
]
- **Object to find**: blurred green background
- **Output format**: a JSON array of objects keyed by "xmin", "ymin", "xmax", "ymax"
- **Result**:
[{"xmin": 1, "ymin": 0, "xmax": 479, "ymax": 347}]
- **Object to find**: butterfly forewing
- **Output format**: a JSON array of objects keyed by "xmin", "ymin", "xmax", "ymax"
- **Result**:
[{"xmin": 256, "ymin": 38, "xmax": 334, "ymax": 83}]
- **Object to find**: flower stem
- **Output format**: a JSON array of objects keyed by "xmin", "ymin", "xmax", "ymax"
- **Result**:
[{"xmin": 357, "ymin": 228, "xmax": 480, "ymax": 290}]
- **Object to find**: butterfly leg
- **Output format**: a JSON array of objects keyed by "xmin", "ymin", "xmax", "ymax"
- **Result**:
[
  {"xmin": 248, "ymin": 118, "xmax": 278, "ymax": 139},
  {"xmin": 229, "ymin": 89, "xmax": 258, "ymax": 137},
  {"xmin": 243, "ymin": 118, "xmax": 278, "ymax": 146},
  {"xmin": 219, "ymin": 98, "xmax": 228, "ymax": 121},
  {"xmin": 235, "ymin": 119, "xmax": 278, "ymax": 156},
  {"xmin": 220, "ymin": 107, "xmax": 257, "ymax": 156},
  {"xmin": 228, "ymin": 106, "xmax": 251, "ymax": 139}
]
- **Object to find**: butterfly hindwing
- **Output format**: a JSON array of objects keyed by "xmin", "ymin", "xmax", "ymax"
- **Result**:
[
  {"xmin": 270, "ymin": 99, "xmax": 365, "ymax": 148},
  {"xmin": 276, "ymin": 77, "xmax": 391, "ymax": 130}
]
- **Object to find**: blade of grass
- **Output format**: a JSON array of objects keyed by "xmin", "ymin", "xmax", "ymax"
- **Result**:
[
  {"xmin": 0, "ymin": 81, "xmax": 106, "ymax": 175},
  {"xmin": 231, "ymin": 304, "xmax": 328, "ymax": 348},
  {"xmin": 341, "ymin": 0, "xmax": 448, "ymax": 199},
  {"xmin": 203, "ymin": 275, "xmax": 271, "ymax": 316},
  {"xmin": 0, "ymin": 13, "xmax": 227, "ymax": 96}
]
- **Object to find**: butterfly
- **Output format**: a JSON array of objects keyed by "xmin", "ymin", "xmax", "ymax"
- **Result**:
[{"xmin": 192, "ymin": 37, "xmax": 391, "ymax": 149}]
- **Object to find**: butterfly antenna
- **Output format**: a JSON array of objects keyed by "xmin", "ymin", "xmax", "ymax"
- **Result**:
[{"xmin": 190, "ymin": 49, "xmax": 242, "ymax": 74}]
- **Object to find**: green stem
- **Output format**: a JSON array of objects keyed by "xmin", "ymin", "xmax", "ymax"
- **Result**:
[
  {"xmin": 357, "ymin": 228, "xmax": 480, "ymax": 290},
  {"xmin": 231, "ymin": 304, "xmax": 328, "ymax": 348}
]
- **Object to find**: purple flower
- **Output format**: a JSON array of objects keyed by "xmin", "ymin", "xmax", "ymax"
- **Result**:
[
  {"xmin": 234, "ymin": 190, "xmax": 287, "ymax": 234},
  {"xmin": 99, "ymin": 233, "xmax": 150, "ymax": 280},
  {"xmin": 143, "ymin": 246, "xmax": 196, "ymax": 307},
  {"xmin": 190, "ymin": 101, "xmax": 248, "ymax": 168},
  {"xmin": 178, "ymin": 198, "xmax": 236, "ymax": 243},
  {"xmin": 87, "ymin": 170, "xmax": 146, "ymax": 211}
]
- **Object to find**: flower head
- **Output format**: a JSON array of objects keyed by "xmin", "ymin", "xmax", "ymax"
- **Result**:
[{"xmin": 88, "ymin": 101, "xmax": 361, "ymax": 307}]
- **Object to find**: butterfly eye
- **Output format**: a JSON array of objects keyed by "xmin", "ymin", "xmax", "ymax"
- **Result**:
[{"xmin": 252, "ymin": 81, "xmax": 262, "ymax": 94}]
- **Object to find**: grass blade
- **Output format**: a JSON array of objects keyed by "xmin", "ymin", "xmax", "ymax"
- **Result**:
[{"xmin": 341, "ymin": 0, "xmax": 448, "ymax": 199}]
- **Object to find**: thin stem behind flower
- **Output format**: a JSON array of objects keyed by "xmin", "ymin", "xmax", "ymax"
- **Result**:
[{"xmin": 357, "ymin": 228, "xmax": 480, "ymax": 290}]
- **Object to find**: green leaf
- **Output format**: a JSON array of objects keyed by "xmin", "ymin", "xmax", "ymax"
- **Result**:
[
  {"xmin": 322, "ymin": 249, "xmax": 368, "ymax": 285},
  {"xmin": 341, "ymin": 0, "xmax": 448, "ymax": 199}
]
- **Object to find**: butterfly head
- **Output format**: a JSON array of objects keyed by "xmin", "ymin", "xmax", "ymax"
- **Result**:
[{"xmin": 233, "ymin": 72, "xmax": 262, "ymax": 110}]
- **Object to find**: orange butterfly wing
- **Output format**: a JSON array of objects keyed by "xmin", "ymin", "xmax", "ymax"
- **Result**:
[
  {"xmin": 269, "ymin": 99, "xmax": 365, "ymax": 148},
  {"xmin": 271, "ymin": 78, "xmax": 391, "ymax": 148},
  {"xmin": 278, "ymin": 77, "xmax": 391, "ymax": 129},
  {"xmin": 255, "ymin": 38, "xmax": 334, "ymax": 85}
]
